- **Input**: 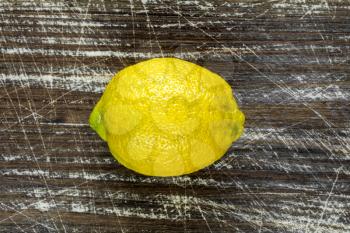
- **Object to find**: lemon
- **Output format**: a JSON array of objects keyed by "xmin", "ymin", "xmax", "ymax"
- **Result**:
[{"xmin": 89, "ymin": 58, "xmax": 245, "ymax": 176}]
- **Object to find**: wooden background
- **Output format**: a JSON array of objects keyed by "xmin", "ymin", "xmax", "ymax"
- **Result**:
[{"xmin": 1, "ymin": 0, "xmax": 349, "ymax": 232}]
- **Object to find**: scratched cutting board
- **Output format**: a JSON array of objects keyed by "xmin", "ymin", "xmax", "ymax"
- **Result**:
[{"xmin": 0, "ymin": 0, "xmax": 349, "ymax": 232}]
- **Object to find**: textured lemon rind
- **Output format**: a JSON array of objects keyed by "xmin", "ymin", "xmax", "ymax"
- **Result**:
[{"xmin": 89, "ymin": 58, "xmax": 245, "ymax": 177}]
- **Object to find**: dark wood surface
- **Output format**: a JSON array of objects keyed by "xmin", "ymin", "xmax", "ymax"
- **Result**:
[{"xmin": 1, "ymin": 0, "xmax": 350, "ymax": 232}]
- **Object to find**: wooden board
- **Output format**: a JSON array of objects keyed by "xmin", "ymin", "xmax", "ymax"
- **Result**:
[{"xmin": 1, "ymin": 0, "xmax": 349, "ymax": 232}]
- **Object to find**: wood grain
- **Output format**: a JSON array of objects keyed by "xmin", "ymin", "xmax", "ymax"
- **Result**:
[{"xmin": 1, "ymin": 0, "xmax": 349, "ymax": 232}]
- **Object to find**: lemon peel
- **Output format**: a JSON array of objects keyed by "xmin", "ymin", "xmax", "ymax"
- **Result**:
[{"xmin": 89, "ymin": 58, "xmax": 245, "ymax": 176}]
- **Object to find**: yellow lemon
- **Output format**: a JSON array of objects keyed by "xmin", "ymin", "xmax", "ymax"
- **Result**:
[{"xmin": 89, "ymin": 58, "xmax": 245, "ymax": 176}]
